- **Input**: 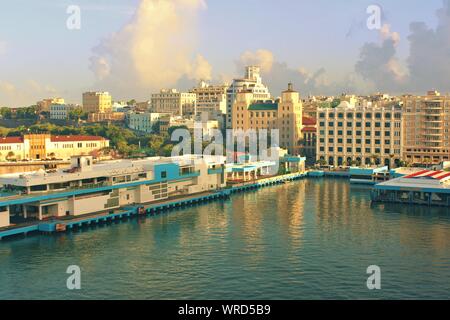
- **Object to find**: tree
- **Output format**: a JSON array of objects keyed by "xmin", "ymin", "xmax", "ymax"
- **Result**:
[
  {"xmin": 6, "ymin": 151, "xmax": 15, "ymax": 161},
  {"xmin": 69, "ymin": 107, "xmax": 88, "ymax": 121},
  {"xmin": 0, "ymin": 107, "xmax": 12, "ymax": 119}
]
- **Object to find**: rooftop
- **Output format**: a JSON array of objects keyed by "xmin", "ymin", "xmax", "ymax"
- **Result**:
[{"xmin": 248, "ymin": 102, "xmax": 278, "ymax": 111}]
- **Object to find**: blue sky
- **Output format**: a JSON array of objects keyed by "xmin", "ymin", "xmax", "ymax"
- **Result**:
[{"xmin": 0, "ymin": 0, "xmax": 448, "ymax": 106}]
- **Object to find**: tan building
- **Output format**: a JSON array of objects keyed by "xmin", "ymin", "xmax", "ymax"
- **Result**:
[
  {"xmin": 402, "ymin": 91, "xmax": 450, "ymax": 165},
  {"xmin": 316, "ymin": 104, "xmax": 403, "ymax": 167},
  {"xmin": 37, "ymin": 98, "xmax": 65, "ymax": 112},
  {"xmin": 190, "ymin": 80, "xmax": 228, "ymax": 116},
  {"xmin": 0, "ymin": 134, "xmax": 110, "ymax": 161},
  {"xmin": 151, "ymin": 89, "xmax": 196, "ymax": 116},
  {"xmin": 87, "ymin": 112, "xmax": 125, "ymax": 123},
  {"xmin": 232, "ymin": 83, "xmax": 303, "ymax": 155},
  {"xmin": 82, "ymin": 92, "xmax": 112, "ymax": 113}
]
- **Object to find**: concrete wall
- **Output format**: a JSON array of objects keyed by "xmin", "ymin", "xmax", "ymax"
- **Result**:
[{"xmin": 0, "ymin": 211, "xmax": 10, "ymax": 228}]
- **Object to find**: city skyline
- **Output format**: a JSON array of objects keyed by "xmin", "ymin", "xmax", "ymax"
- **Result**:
[{"xmin": 1, "ymin": 0, "xmax": 450, "ymax": 107}]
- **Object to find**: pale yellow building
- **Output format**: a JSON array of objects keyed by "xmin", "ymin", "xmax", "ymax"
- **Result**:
[
  {"xmin": 0, "ymin": 134, "xmax": 110, "ymax": 161},
  {"xmin": 151, "ymin": 89, "xmax": 197, "ymax": 116},
  {"xmin": 316, "ymin": 104, "xmax": 403, "ymax": 167},
  {"xmin": 402, "ymin": 91, "xmax": 450, "ymax": 164},
  {"xmin": 232, "ymin": 83, "xmax": 303, "ymax": 155},
  {"xmin": 82, "ymin": 92, "xmax": 112, "ymax": 113}
]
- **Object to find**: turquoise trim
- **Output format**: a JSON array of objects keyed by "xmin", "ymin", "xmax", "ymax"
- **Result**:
[
  {"xmin": 207, "ymin": 168, "xmax": 223, "ymax": 175},
  {"xmin": 0, "ymin": 172, "xmax": 200, "ymax": 207}
]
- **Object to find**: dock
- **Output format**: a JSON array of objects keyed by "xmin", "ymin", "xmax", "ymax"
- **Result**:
[{"xmin": 0, "ymin": 172, "xmax": 307, "ymax": 241}]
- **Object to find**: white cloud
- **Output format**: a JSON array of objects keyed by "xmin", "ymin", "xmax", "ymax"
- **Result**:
[
  {"xmin": 238, "ymin": 49, "xmax": 274, "ymax": 73},
  {"xmin": 89, "ymin": 0, "xmax": 209, "ymax": 99}
]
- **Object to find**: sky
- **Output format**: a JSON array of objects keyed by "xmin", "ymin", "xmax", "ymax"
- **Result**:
[{"xmin": 0, "ymin": 0, "xmax": 449, "ymax": 107}]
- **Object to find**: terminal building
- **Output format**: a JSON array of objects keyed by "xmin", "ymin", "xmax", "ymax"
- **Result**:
[
  {"xmin": 0, "ymin": 155, "xmax": 227, "ymax": 228},
  {"xmin": 371, "ymin": 169, "xmax": 450, "ymax": 206}
]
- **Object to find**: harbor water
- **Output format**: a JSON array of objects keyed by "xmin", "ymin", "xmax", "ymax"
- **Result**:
[{"xmin": 1, "ymin": 178, "xmax": 450, "ymax": 299}]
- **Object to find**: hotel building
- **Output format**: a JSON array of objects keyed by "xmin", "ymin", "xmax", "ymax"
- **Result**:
[
  {"xmin": 151, "ymin": 89, "xmax": 197, "ymax": 116},
  {"xmin": 226, "ymin": 66, "xmax": 271, "ymax": 129},
  {"xmin": 232, "ymin": 83, "xmax": 303, "ymax": 155},
  {"xmin": 0, "ymin": 134, "xmax": 109, "ymax": 161},
  {"xmin": 402, "ymin": 91, "xmax": 450, "ymax": 165},
  {"xmin": 82, "ymin": 92, "xmax": 112, "ymax": 113},
  {"xmin": 316, "ymin": 103, "xmax": 403, "ymax": 167},
  {"xmin": 0, "ymin": 154, "xmax": 227, "ymax": 228}
]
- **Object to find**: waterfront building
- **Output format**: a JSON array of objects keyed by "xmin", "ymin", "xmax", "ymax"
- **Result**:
[
  {"xmin": 36, "ymin": 98, "xmax": 65, "ymax": 112},
  {"xmin": 300, "ymin": 116, "xmax": 316, "ymax": 165},
  {"xmin": 150, "ymin": 89, "xmax": 197, "ymax": 116},
  {"xmin": 372, "ymin": 169, "xmax": 450, "ymax": 206},
  {"xmin": 87, "ymin": 112, "xmax": 125, "ymax": 123},
  {"xmin": 127, "ymin": 112, "xmax": 170, "ymax": 133},
  {"xmin": 232, "ymin": 83, "xmax": 303, "ymax": 155},
  {"xmin": 0, "ymin": 154, "xmax": 227, "ymax": 228},
  {"xmin": 226, "ymin": 66, "xmax": 271, "ymax": 129},
  {"xmin": 82, "ymin": 92, "xmax": 112, "ymax": 113},
  {"xmin": 316, "ymin": 103, "xmax": 403, "ymax": 167},
  {"xmin": 0, "ymin": 134, "xmax": 109, "ymax": 161},
  {"xmin": 402, "ymin": 91, "xmax": 450, "ymax": 165},
  {"xmin": 49, "ymin": 104, "xmax": 74, "ymax": 120}
]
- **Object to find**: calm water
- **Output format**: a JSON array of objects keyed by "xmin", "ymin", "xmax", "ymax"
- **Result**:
[{"xmin": 1, "ymin": 178, "xmax": 450, "ymax": 300}]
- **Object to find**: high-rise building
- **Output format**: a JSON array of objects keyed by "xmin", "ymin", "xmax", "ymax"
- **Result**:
[
  {"xmin": 232, "ymin": 83, "xmax": 303, "ymax": 155},
  {"xmin": 402, "ymin": 91, "xmax": 450, "ymax": 165},
  {"xmin": 150, "ymin": 89, "xmax": 196, "ymax": 116},
  {"xmin": 82, "ymin": 92, "xmax": 112, "ymax": 113},
  {"xmin": 316, "ymin": 103, "xmax": 403, "ymax": 167},
  {"xmin": 226, "ymin": 66, "xmax": 271, "ymax": 128}
]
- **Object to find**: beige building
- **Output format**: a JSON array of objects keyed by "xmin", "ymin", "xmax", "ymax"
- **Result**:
[
  {"xmin": 226, "ymin": 66, "xmax": 271, "ymax": 128},
  {"xmin": 151, "ymin": 89, "xmax": 197, "ymax": 116},
  {"xmin": 402, "ymin": 91, "xmax": 450, "ymax": 165},
  {"xmin": 82, "ymin": 92, "xmax": 112, "ymax": 113},
  {"xmin": 37, "ymin": 98, "xmax": 65, "ymax": 112},
  {"xmin": 232, "ymin": 83, "xmax": 303, "ymax": 155},
  {"xmin": 316, "ymin": 104, "xmax": 403, "ymax": 167},
  {"xmin": 87, "ymin": 112, "xmax": 125, "ymax": 123},
  {"xmin": 0, "ymin": 134, "xmax": 109, "ymax": 161},
  {"xmin": 191, "ymin": 80, "xmax": 228, "ymax": 116}
]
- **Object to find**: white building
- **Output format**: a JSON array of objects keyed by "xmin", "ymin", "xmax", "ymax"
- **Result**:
[
  {"xmin": 151, "ymin": 89, "xmax": 197, "ymax": 116},
  {"xmin": 226, "ymin": 66, "xmax": 271, "ymax": 128},
  {"xmin": 49, "ymin": 104, "xmax": 75, "ymax": 120},
  {"xmin": 127, "ymin": 112, "xmax": 170, "ymax": 133}
]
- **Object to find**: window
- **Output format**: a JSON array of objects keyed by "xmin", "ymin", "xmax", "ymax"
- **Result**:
[{"xmin": 161, "ymin": 171, "xmax": 167, "ymax": 179}]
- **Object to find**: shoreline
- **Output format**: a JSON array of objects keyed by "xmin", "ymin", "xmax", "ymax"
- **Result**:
[{"xmin": 0, "ymin": 172, "xmax": 307, "ymax": 241}]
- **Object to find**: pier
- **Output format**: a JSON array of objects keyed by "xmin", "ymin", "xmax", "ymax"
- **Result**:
[{"xmin": 0, "ymin": 172, "xmax": 307, "ymax": 241}]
